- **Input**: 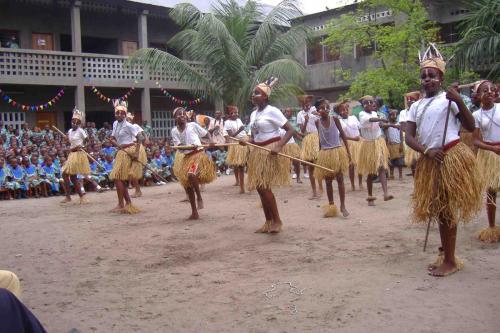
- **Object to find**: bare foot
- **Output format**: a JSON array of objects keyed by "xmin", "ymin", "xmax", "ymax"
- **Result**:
[
  {"xmin": 79, "ymin": 196, "xmax": 89, "ymax": 205},
  {"xmin": 239, "ymin": 189, "xmax": 245, "ymax": 194},
  {"xmin": 110, "ymin": 206, "xmax": 124, "ymax": 213},
  {"xmin": 296, "ymin": 179, "xmax": 303, "ymax": 184},
  {"xmin": 308, "ymin": 195, "xmax": 320, "ymax": 200},
  {"xmin": 188, "ymin": 212, "xmax": 199, "ymax": 220},
  {"xmin": 341, "ymin": 207, "xmax": 349, "ymax": 217},
  {"xmin": 131, "ymin": 191, "xmax": 142, "ymax": 198},
  {"xmin": 180, "ymin": 197, "xmax": 189, "ymax": 203},
  {"xmin": 389, "ymin": 175, "xmax": 395, "ymax": 180},
  {"xmin": 384, "ymin": 195, "xmax": 394, "ymax": 201},
  {"xmin": 60, "ymin": 197, "xmax": 71, "ymax": 204},
  {"xmin": 429, "ymin": 262, "xmax": 459, "ymax": 277},
  {"xmin": 351, "ymin": 186, "xmax": 356, "ymax": 191},
  {"xmin": 368, "ymin": 200, "xmax": 376, "ymax": 206},
  {"xmin": 255, "ymin": 221, "xmax": 271, "ymax": 233},
  {"xmin": 233, "ymin": 182, "xmax": 239, "ymax": 186},
  {"xmin": 268, "ymin": 221, "xmax": 282, "ymax": 233},
  {"xmin": 197, "ymin": 199, "xmax": 204, "ymax": 210}
]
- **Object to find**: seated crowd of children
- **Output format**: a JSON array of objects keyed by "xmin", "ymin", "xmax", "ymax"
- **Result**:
[{"xmin": 0, "ymin": 122, "xmax": 188, "ymax": 200}]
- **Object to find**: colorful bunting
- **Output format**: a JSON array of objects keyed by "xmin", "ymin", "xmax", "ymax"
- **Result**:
[
  {"xmin": 90, "ymin": 86, "xmax": 135, "ymax": 104},
  {"xmin": 155, "ymin": 81, "xmax": 206, "ymax": 107},
  {"xmin": 0, "ymin": 88, "xmax": 64, "ymax": 111}
]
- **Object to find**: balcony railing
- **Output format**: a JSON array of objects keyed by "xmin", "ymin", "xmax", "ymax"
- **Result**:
[{"xmin": 0, "ymin": 48, "xmax": 204, "ymax": 89}]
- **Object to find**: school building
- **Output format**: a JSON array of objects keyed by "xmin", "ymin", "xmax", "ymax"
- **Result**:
[
  {"xmin": 292, "ymin": 0, "xmax": 495, "ymax": 101},
  {"xmin": 0, "ymin": 0, "xmax": 214, "ymax": 138}
]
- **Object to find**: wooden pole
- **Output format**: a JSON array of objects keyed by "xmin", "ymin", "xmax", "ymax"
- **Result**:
[
  {"xmin": 227, "ymin": 137, "xmax": 337, "ymax": 174},
  {"xmin": 173, "ymin": 143, "xmax": 239, "ymax": 150},
  {"xmin": 52, "ymin": 125, "xmax": 105, "ymax": 170}
]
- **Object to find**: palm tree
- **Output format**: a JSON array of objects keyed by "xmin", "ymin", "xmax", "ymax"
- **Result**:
[
  {"xmin": 453, "ymin": 0, "xmax": 499, "ymax": 79},
  {"xmin": 127, "ymin": 0, "xmax": 310, "ymax": 112}
]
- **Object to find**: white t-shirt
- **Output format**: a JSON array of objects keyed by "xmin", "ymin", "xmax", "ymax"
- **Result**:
[
  {"xmin": 209, "ymin": 118, "xmax": 227, "ymax": 144},
  {"xmin": 387, "ymin": 125, "xmax": 401, "ymax": 144},
  {"xmin": 279, "ymin": 128, "xmax": 295, "ymax": 144},
  {"xmin": 399, "ymin": 109, "xmax": 408, "ymax": 123},
  {"xmin": 171, "ymin": 126, "xmax": 184, "ymax": 146},
  {"xmin": 224, "ymin": 118, "xmax": 247, "ymax": 139},
  {"xmin": 249, "ymin": 105, "xmax": 287, "ymax": 143},
  {"xmin": 111, "ymin": 120, "xmax": 140, "ymax": 145},
  {"xmin": 407, "ymin": 92, "xmax": 460, "ymax": 149},
  {"xmin": 359, "ymin": 111, "xmax": 382, "ymax": 140},
  {"xmin": 473, "ymin": 103, "xmax": 500, "ymax": 143},
  {"xmin": 67, "ymin": 127, "xmax": 88, "ymax": 149},
  {"xmin": 340, "ymin": 116, "xmax": 360, "ymax": 138},
  {"xmin": 185, "ymin": 122, "xmax": 207, "ymax": 146},
  {"xmin": 296, "ymin": 106, "xmax": 319, "ymax": 133}
]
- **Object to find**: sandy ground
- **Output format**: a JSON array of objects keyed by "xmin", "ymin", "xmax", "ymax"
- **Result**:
[{"xmin": 1, "ymin": 172, "xmax": 499, "ymax": 333}]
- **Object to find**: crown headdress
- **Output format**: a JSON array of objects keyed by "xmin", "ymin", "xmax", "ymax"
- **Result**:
[{"xmin": 418, "ymin": 43, "xmax": 446, "ymax": 74}]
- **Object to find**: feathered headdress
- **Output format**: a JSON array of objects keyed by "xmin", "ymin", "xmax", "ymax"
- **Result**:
[
  {"xmin": 256, "ymin": 77, "xmax": 278, "ymax": 97},
  {"xmin": 419, "ymin": 43, "xmax": 446, "ymax": 74},
  {"xmin": 472, "ymin": 80, "xmax": 489, "ymax": 94},
  {"xmin": 113, "ymin": 99, "xmax": 128, "ymax": 113},
  {"xmin": 126, "ymin": 112, "xmax": 134, "ymax": 121},
  {"xmin": 297, "ymin": 95, "xmax": 314, "ymax": 105},
  {"xmin": 71, "ymin": 107, "xmax": 85, "ymax": 123}
]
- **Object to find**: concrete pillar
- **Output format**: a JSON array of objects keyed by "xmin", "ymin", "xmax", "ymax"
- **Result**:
[
  {"xmin": 75, "ymin": 85, "xmax": 85, "ymax": 118},
  {"xmin": 141, "ymin": 88, "xmax": 151, "ymax": 125},
  {"xmin": 71, "ymin": 1, "xmax": 82, "ymax": 53},
  {"xmin": 138, "ymin": 10, "xmax": 151, "ymax": 125},
  {"xmin": 138, "ymin": 10, "xmax": 149, "ymax": 49}
]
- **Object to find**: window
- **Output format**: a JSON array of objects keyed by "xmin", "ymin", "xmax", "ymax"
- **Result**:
[
  {"xmin": 439, "ymin": 22, "xmax": 461, "ymax": 44},
  {"xmin": 306, "ymin": 36, "xmax": 340, "ymax": 65},
  {"xmin": 1, "ymin": 112, "xmax": 25, "ymax": 131},
  {"xmin": 0, "ymin": 30, "xmax": 20, "ymax": 49}
]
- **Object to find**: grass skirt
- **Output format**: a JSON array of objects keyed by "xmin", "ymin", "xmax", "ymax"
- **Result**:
[
  {"xmin": 282, "ymin": 142, "xmax": 301, "ymax": 159},
  {"xmin": 300, "ymin": 133, "xmax": 319, "ymax": 161},
  {"xmin": 477, "ymin": 226, "xmax": 500, "ymax": 243},
  {"xmin": 412, "ymin": 143, "xmax": 482, "ymax": 226},
  {"xmin": 62, "ymin": 151, "xmax": 90, "ymax": 175},
  {"xmin": 226, "ymin": 144, "xmax": 249, "ymax": 167},
  {"xmin": 247, "ymin": 141, "xmax": 290, "ymax": 191},
  {"xmin": 388, "ymin": 143, "xmax": 403, "ymax": 160},
  {"xmin": 357, "ymin": 137, "xmax": 389, "ymax": 176},
  {"xmin": 347, "ymin": 140, "xmax": 360, "ymax": 167},
  {"xmin": 110, "ymin": 147, "xmax": 136, "ymax": 181},
  {"xmin": 476, "ymin": 148, "xmax": 500, "ymax": 191},
  {"xmin": 173, "ymin": 152, "xmax": 185, "ymax": 178},
  {"xmin": 179, "ymin": 151, "xmax": 216, "ymax": 189},
  {"xmin": 129, "ymin": 144, "xmax": 147, "ymax": 180},
  {"xmin": 314, "ymin": 147, "xmax": 349, "ymax": 181},
  {"xmin": 404, "ymin": 146, "xmax": 420, "ymax": 166}
]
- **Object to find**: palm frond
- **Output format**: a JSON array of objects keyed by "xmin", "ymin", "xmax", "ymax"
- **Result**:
[
  {"xmin": 125, "ymin": 48, "xmax": 220, "ymax": 100},
  {"xmin": 261, "ymin": 25, "xmax": 311, "ymax": 64},
  {"xmin": 168, "ymin": 3, "xmax": 203, "ymax": 29},
  {"xmin": 254, "ymin": 58, "xmax": 305, "ymax": 85},
  {"xmin": 245, "ymin": 0, "xmax": 303, "ymax": 66}
]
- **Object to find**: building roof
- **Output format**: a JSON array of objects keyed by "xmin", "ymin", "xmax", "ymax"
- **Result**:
[{"xmin": 128, "ymin": 0, "xmax": 274, "ymax": 14}]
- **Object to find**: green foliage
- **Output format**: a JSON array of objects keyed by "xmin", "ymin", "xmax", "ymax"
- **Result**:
[
  {"xmin": 323, "ymin": 0, "xmax": 439, "ymax": 109},
  {"xmin": 452, "ymin": 0, "xmax": 499, "ymax": 79},
  {"xmin": 126, "ymin": 0, "xmax": 310, "ymax": 113}
]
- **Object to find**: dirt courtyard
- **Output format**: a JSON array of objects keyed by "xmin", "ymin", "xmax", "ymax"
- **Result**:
[{"xmin": 1, "ymin": 173, "xmax": 499, "ymax": 332}]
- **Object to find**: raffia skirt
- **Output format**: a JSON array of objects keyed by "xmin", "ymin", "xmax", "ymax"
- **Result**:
[
  {"xmin": 314, "ymin": 146, "xmax": 349, "ymax": 181},
  {"xmin": 172, "ymin": 152, "xmax": 185, "ymax": 178},
  {"xmin": 178, "ymin": 150, "xmax": 216, "ymax": 189},
  {"xmin": 61, "ymin": 151, "xmax": 90, "ymax": 175},
  {"xmin": 388, "ymin": 143, "xmax": 404, "ymax": 160},
  {"xmin": 404, "ymin": 146, "xmax": 420, "ymax": 167},
  {"xmin": 226, "ymin": 144, "xmax": 249, "ymax": 167},
  {"xmin": 129, "ymin": 144, "xmax": 147, "ymax": 180},
  {"xmin": 347, "ymin": 140, "xmax": 361, "ymax": 167},
  {"xmin": 110, "ymin": 146, "xmax": 137, "ymax": 181},
  {"xmin": 412, "ymin": 142, "xmax": 482, "ymax": 226},
  {"xmin": 281, "ymin": 142, "xmax": 301, "ymax": 159},
  {"xmin": 300, "ymin": 132, "xmax": 319, "ymax": 161},
  {"xmin": 476, "ymin": 146, "xmax": 500, "ymax": 191},
  {"xmin": 357, "ymin": 137, "xmax": 389, "ymax": 176},
  {"xmin": 247, "ymin": 141, "xmax": 290, "ymax": 191}
]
